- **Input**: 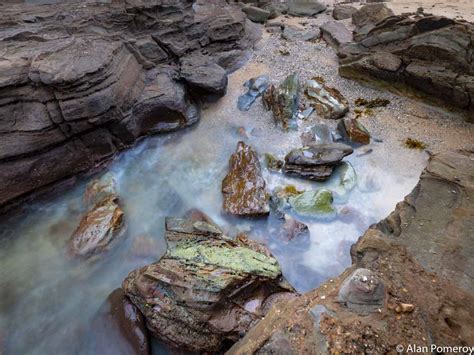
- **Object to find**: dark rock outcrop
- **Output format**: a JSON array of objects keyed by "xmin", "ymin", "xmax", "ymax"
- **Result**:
[
  {"xmin": 229, "ymin": 150, "xmax": 474, "ymax": 354},
  {"xmin": 222, "ymin": 141, "xmax": 269, "ymax": 216},
  {"xmin": 0, "ymin": 0, "xmax": 259, "ymax": 211},
  {"xmin": 339, "ymin": 12, "xmax": 474, "ymax": 114},
  {"xmin": 287, "ymin": 1, "xmax": 327, "ymax": 17},
  {"xmin": 123, "ymin": 217, "xmax": 295, "ymax": 352},
  {"xmin": 283, "ymin": 143, "xmax": 353, "ymax": 180}
]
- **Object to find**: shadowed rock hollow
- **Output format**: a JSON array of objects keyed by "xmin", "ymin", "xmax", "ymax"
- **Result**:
[{"xmin": 0, "ymin": 0, "xmax": 259, "ymax": 210}]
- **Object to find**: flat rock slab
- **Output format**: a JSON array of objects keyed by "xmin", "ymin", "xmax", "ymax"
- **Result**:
[
  {"xmin": 123, "ymin": 217, "xmax": 294, "ymax": 352},
  {"xmin": 321, "ymin": 21, "xmax": 353, "ymax": 48},
  {"xmin": 222, "ymin": 141, "xmax": 270, "ymax": 216}
]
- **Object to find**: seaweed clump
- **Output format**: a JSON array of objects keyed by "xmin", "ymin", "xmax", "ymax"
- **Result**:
[
  {"xmin": 404, "ymin": 138, "xmax": 427, "ymax": 150},
  {"xmin": 355, "ymin": 98, "xmax": 390, "ymax": 108}
]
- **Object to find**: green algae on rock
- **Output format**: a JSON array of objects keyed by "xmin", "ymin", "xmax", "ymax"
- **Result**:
[
  {"xmin": 123, "ymin": 217, "xmax": 294, "ymax": 352},
  {"xmin": 288, "ymin": 189, "xmax": 336, "ymax": 218}
]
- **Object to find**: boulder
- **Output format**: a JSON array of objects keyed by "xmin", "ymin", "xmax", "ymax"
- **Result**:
[
  {"xmin": 320, "ymin": 21, "xmax": 352, "ymax": 48},
  {"xmin": 339, "ymin": 14, "xmax": 474, "ymax": 113},
  {"xmin": 228, "ymin": 150, "xmax": 474, "ymax": 354},
  {"xmin": 263, "ymin": 73, "xmax": 300, "ymax": 130},
  {"xmin": 351, "ymin": 3, "xmax": 395, "ymax": 39},
  {"xmin": 305, "ymin": 79, "xmax": 349, "ymax": 119},
  {"xmin": 222, "ymin": 142, "xmax": 269, "ymax": 216},
  {"xmin": 0, "ymin": 0, "xmax": 260, "ymax": 211},
  {"xmin": 332, "ymin": 4, "xmax": 357, "ymax": 20},
  {"xmin": 67, "ymin": 196, "xmax": 125, "ymax": 258},
  {"xmin": 88, "ymin": 288, "xmax": 150, "ymax": 355},
  {"xmin": 288, "ymin": 1, "xmax": 327, "ymax": 17},
  {"xmin": 337, "ymin": 117, "xmax": 371, "ymax": 145},
  {"xmin": 123, "ymin": 217, "xmax": 295, "ymax": 352},
  {"xmin": 283, "ymin": 143, "xmax": 354, "ymax": 180},
  {"xmin": 67, "ymin": 173, "xmax": 126, "ymax": 258}
]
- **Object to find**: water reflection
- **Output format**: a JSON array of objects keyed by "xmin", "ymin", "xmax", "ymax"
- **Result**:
[{"xmin": 0, "ymin": 72, "xmax": 427, "ymax": 354}]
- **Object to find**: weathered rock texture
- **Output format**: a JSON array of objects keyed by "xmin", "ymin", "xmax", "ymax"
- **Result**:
[
  {"xmin": 0, "ymin": 0, "xmax": 259, "ymax": 211},
  {"xmin": 67, "ymin": 173, "xmax": 126, "ymax": 258},
  {"xmin": 123, "ymin": 217, "xmax": 295, "ymax": 352},
  {"xmin": 283, "ymin": 143, "xmax": 353, "ymax": 180},
  {"xmin": 339, "ymin": 11, "xmax": 474, "ymax": 115},
  {"xmin": 229, "ymin": 150, "xmax": 474, "ymax": 353},
  {"xmin": 222, "ymin": 141, "xmax": 269, "ymax": 217}
]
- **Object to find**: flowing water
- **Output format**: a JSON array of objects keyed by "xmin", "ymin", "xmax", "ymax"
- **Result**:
[{"xmin": 0, "ymin": 68, "xmax": 428, "ymax": 354}]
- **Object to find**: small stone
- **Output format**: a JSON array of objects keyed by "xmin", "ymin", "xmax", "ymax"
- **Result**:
[
  {"xmin": 395, "ymin": 303, "xmax": 415, "ymax": 313},
  {"xmin": 305, "ymin": 78, "xmax": 349, "ymax": 120}
]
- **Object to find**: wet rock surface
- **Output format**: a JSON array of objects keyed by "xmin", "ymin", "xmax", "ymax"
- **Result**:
[
  {"xmin": 88, "ymin": 288, "xmax": 150, "ymax": 355},
  {"xmin": 228, "ymin": 150, "xmax": 474, "ymax": 354},
  {"xmin": 237, "ymin": 75, "xmax": 269, "ymax": 111},
  {"xmin": 337, "ymin": 117, "xmax": 371, "ymax": 145},
  {"xmin": 122, "ymin": 217, "xmax": 294, "ymax": 352},
  {"xmin": 67, "ymin": 174, "xmax": 125, "ymax": 258},
  {"xmin": 339, "ymin": 10, "xmax": 474, "ymax": 113},
  {"xmin": 283, "ymin": 143, "xmax": 354, "ymax": 181},
  {"xmin": 305, "ymin": 78, "xmax": 349, "ymax": 120},
  {"xmin": 222, "ymin": 141, "xmax": 269, "ymax": 216},
  {"xmin": 0, "ymin": 0, "xmax": 259, "ymax": 210},
  {"xmin": 263, "ymin": 73, "xmax": 300, "ymax": 130}
]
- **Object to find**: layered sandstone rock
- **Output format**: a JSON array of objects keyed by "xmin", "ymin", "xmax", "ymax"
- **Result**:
[
  {"xmin": 229, "ymin": 150, "xmax": 474, "ymax": 353},
  {"xmin": 123, "ymin": 217, "xmax": 295, "ymax": 352},
  {"xmin": 338, "ymin": 9, "xmax": 474, "ymax": 115},
  {"xmin": 0, "ymin": 0, "xmax": 259, "ymax": 210}
]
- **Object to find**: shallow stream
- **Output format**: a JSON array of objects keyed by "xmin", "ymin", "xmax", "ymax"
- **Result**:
[{"xmin": 0, "ymin": 68, "xmax": 428, "ymax": 354}]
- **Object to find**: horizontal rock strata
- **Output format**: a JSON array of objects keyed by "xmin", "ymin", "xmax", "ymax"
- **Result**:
[{"xmin": 0, "ymin": 0, "xmax": 259, "ymax": 211}]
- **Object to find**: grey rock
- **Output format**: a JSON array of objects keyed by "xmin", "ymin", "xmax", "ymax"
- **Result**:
[
  {"xmin": 282, "ymin": 26, "xmax": 321, "ymax": 42},
  {"xmin": 288, "ymin": 1, "xmax": 327, "ymax": 17},
  {"xmin": 337, "ymin": 268, "xmax": 386, "ymax": 315},
  {"xmin": 305, "ymin": 79, "xmax": 349, "ymax": 119},
  {"xmin": 237, "ymin": 75, "xmax": 270, "ymax": 111},
  {"xmin": 242, "ymin": 6, "xmax": 271, "ymax": 23},
  {"xmin": 321, "ymin": 21, "xmax": 352, "ymax": 48}
]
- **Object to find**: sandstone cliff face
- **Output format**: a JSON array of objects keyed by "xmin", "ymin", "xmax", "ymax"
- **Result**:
[
  {"xmin": 229, "ymin": 150, "xmax": 474, "ymax": 354},
  {"xmin": 0, "ymin": 0, "xmax": 258, "ymax": 210}
]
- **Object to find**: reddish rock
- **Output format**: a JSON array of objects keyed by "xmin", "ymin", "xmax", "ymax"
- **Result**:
[{"xmin": 222, "ymin": 142, "xmax": 269, "ymax": 217}]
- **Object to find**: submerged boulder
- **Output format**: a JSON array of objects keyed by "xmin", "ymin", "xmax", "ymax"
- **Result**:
[
  {"xmin": 263, "ymin": 73, "xmax": 300, "ymax": 130},
  {"xmin": 222, "ymin": 142, "xmax": 269, "ymax": 217},
  {"xmin": 288, "ymin": 189, "xmax": 336, "ymax": 218},
  {"xmin": 89, "ymin": 288, "xmax": 150, "ymax": 355},
  {"xmin": 237, "ymin": 75, "xmax": 269, "ymax": 111},
  {"xmin": 305, "ymin": 79, "xmax": 349, "ymax": 119},
  {"xmin": 123, "ymin": 217, "xmax": 294, "ymax": 352},
  {"xmin": 68, "ymin": 174, "xmax": 126, "ymax": 258},
  {"xmin": 283, "ymin": 143, "xmax": 354, "ymax": 181}
]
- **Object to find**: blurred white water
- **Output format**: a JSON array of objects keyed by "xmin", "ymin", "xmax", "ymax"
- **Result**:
[{"xmin": 0, "ymin": 69, "xmax": 428, "ymax": 354}]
